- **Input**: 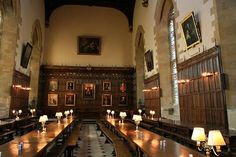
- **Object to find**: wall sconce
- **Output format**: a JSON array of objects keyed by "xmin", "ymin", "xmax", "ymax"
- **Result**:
[
  {"xmin": 12, "ymin": 85, "xmax": 31, "ymax": 90},
  {"xmin": 191, "ymin": 127, "xmax": 226, "ymax": 156},
  {"xmin": 202, "ymin": 72, "xmax": 218, "ymax": 77},
  {"xmin": 177, "ymin": 79, "xmax": 190, "ymax": 84},
  {"xmin": 142, "ymin": 0, "xmax": 148, "ymax": 7}
]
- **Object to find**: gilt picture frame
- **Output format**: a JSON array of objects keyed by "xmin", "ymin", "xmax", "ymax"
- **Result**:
[
  {"xmin": 82, "ymin": 83, "xmax": 96, "ymax": 100},
  {"xmin": 181, "ymin": 12, "xmax": 201, "ymax": 49},
  {"xmin": 102, "ymin": 93, "xmax": 112, "ymax": 106},
  {"xmin": 48, "ymin": 93, "xmax": 58, "ymax": 106},
  {"xmin": 103, "ymin": 81, "xmax": 111, "ymax": 92},
  {"xmin": 119, "ymin": 94, "xmax": 128, "ymax": 106},
  {"xmin": 66, "ymin": 81, "xmax": 75, "ymax": 90},
  {"xmin": 78, "ymin": 36, "xmax": 101, "ymax": 55},
  {"xmin": 65, "ymin": 93, "xmax": 76, "ymax": 106},
  {"xmin": 49, "ymin": 80, "xmax": 58, "ymax": 91}
]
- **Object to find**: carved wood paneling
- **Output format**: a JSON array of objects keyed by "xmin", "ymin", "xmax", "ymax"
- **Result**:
[
  {"xmin": 38, "ymin": 65, "xmax": 135, "ymax": 118},
  {"xmin": 178, "ymin": 46, "xmax": 227, "ymax": 129},
  {"xmin": 10, "ymin": 70, "xmax": 30, "ymax": 117},
  {"xmin": 144, "ymin": 74, "xmax": 161, "ymax": 117}
]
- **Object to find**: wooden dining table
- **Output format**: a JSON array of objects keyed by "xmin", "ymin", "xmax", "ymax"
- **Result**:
[
  {"xmin": 0, "ymin": 118, "xmax": 75, "ymax": 157},
  {"xmin": 106, "ymin": 118, "xmax": 205, "ymax": 157}
]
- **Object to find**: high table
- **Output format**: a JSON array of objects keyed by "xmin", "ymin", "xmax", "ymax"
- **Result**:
[
  {"xmin": 0, "ymin": 118, "xmax": 74, "ymax": 157},
  {"xmin": 106, "ymin": 118, "xmax": 205, "ymax": 157}
]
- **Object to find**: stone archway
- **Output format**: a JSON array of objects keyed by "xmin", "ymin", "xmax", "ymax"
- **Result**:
[
  {"xmin": 0, "ymin": 0, "xmax": 20, "ymax": 118},
  {"xmin": 28, "ymin": 19, "xmax": 42, "ymax": 107},
  {"xmin": 134, "ymin": 25, "xmax": 145, "ymax": 108},
  {"xmin": 154, "ymin": 0, "xmax": 179, "ymax": 119}
]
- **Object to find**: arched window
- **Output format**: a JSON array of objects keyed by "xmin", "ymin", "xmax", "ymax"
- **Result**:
[{"xmin": 168, "ymin": 9, "xmax": 179, "ymax": 106}]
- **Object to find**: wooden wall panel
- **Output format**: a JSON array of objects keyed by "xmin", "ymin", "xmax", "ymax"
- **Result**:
[
  {"xmin": 178, "ymin": 46, "xmax": 227, "ymax": 129},
  {"xmin": 38, "ymin": 65, "xmax": 135, "ymax": 119},
  {"xmin": 143, "ymin": 74, "xmax": 161, "ymax": 118},
  {"xmin": 10, "ymin": 70, "xmax": 30, "ymax": 117}
]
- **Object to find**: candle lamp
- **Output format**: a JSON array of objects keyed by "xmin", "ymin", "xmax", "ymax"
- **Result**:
[
  {"xmin": 64, "ymin": 110, "xmax": 69, "ymax": 119},
  {"xmin": 132, "ymin": 115, "xmax": 142, "ymax": 132},
  {"xmin": 111, "ymin": 110, "xmax": 115, "ymax": 119},
  {"xmin": 30, "ymin": 109, "xmax": 36, "ymax": 117},
  {"xmin": 39, "ymin": 115, "xmax": 48, "ymax": 133},
  {"xmin": 70, "ymin": 109, "xmax": 73, "ymax": 117},
  {"xmin": 119, "ymin": 112, "xmax": 127, "ymax": 124},
  {"xmin": 150, "ymin": 110, "xmax": 155, "ymax": 119},
  {"xmin": 106, "ymin": 109, "xmax": 111, "ymax": 119},
  {"xmin": 55, "ymin": 112, "xmax": 63, "ymax": 124},
  {"xmin": 138, "ymin": 109, "xmax": 142, "ymax": 115}
]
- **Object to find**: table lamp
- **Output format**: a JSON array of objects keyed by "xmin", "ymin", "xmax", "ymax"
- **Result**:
[
  {"xmin": 119, "ymin": 112, "xmax": 127, "ymax": 124},
  {"xmin": 132, "ymin": 114, "xmax": 142, "ymax": 132},
  {"xmin": 191, "ymin": 127, "xmax": 226, "ymax": 156},
  {"xmin": 39, "ymin": 115, "xmax": 48, "ymax": 133},
  {"xmin": 55, "ymin": 112, "xmax": 63, "ymax": 124}
]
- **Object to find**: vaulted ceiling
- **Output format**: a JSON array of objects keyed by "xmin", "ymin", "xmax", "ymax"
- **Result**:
[{"xmin": 45, "ymin": 0, "xmax": 136, "ymax": 31}]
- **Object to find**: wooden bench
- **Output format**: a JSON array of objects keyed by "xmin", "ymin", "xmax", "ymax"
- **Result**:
[
  {"xmin": 0, "ymin": 130, "xmax": 15, "ymax": 144},
  {"xmin": 97, "ymin": 121, "xmax": 133, "ymax": 157},
  {"xmin": 45, "ymin": 122, "xmax": 81, "ymax": 157},
  {"xmin": 65, "ymin": 123, "xmax": 82, "ymax": 157}
]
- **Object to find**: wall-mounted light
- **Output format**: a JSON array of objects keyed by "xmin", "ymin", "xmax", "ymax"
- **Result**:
[
  {"xmin": 12, "ymin": 85, "xmax": 31, "ymax": 90},
  {"xmin": 177, "ymin": 79, "xmax": 190, "ymax": 84},
  {"xmin": 151, "ymin": 86, "xmax": 159, "ymax": 90},
  {"xmin": 142, "ymin": 89, "xmax": 151, "ymax": 92},
  {"xmin": 201, "ymin": 72, "xmax": 219, "ymax": 77},
  {"xmin": 142, "ymin": 0, "xmax": 148, "ymax": 7},
  {"xmin": 191, "ymin": 127, "xmax": 226, "ymax": 156}
]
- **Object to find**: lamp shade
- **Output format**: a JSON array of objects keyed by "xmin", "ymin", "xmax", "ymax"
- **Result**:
[
  {"xmin": 191, "ymin": 127, "xmax": 206, "ymax": 141},
  {"xmin": 55, "ymin": 112, "xmax": 63, "ymax": 117},
  {"xmin": 39, "ymin": 115, "xmax": 48, "ymax": 122},
  {"xmin": 119, "ymin": 112, "xmax": 127, "ymax": 117},
  {"xmin": 111, "ymin": 110, "xmax": 115, "ymax": 115},
  {"xmin": 70, "ymin": 109, "xmax": 73, "ymax": 113},
  {"xmin": 207, "ymin": 130, "xmax": 226, "ymax": 146},
  {"xmin": 132, "ymin": 115, "xmax": 142, "ymax": 121}
]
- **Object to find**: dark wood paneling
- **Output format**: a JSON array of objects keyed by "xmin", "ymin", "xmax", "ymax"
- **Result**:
[
  {"xmin": 178, "ymin": 46, "xmax": 227, "ymax": 129},
  {"xmin": 38, "ymin": 65, "xmax": 135, "ymax": 118},
  {"xmin": 144, "ymin": 74, "xmax": 161, "ymax": 117},
  {"xmin": 10, "ymin": 70, "xmax": 30, "ymax": 117}
]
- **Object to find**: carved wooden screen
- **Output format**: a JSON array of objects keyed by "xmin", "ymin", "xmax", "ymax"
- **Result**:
[{"xmin": 178, "ymin": 46, "xmax": 227, "ymax": 129}]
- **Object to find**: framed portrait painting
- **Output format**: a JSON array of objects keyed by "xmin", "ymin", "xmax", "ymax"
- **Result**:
[
  {"xmin": 82, "ymin": 83, "xmax": 96, "ymax": 100},
  {"xmin": 181, "ymin": 12, "xmax": 201, "ymax": 49},
  {"xmin": 49, "ymin": 80, "xmax": 58, "ymax": 91},
  {"xmin": 48, "ymin": 94, "xmax": 58, "ymax": 106},
  {"xmin": 102, "ymin": 94, "xmax": 112, "ymax": 106},
  {"xmin": 144, "ymin": 50, "xmax": 154, "ymax": 72},
  {"xmin": 78, "ymin": 36, "xmax": 101, "ymax": 55},
  {"xmin": 66, "ymin": 81, "xmax": 75, "ymax": 90},
  {"xmin": 103, "ymin": 81, "xmax": 111, "ymax": 91},
  {"xmin": 65, "ymin": 93, "xmax": 75, "ymax": 106},
  {"xmin": 119, "ymin": 94, "xmax": 128, "ymax": 106}
]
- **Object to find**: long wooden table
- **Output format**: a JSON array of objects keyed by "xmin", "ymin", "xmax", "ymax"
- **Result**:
[
  {"xmin": 106, "ymin": 118, "xmax": 205, "ymax": 157},
  {"xmin": 0, "ymin": 118, "xmax": 75, "ymax": 157}
]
